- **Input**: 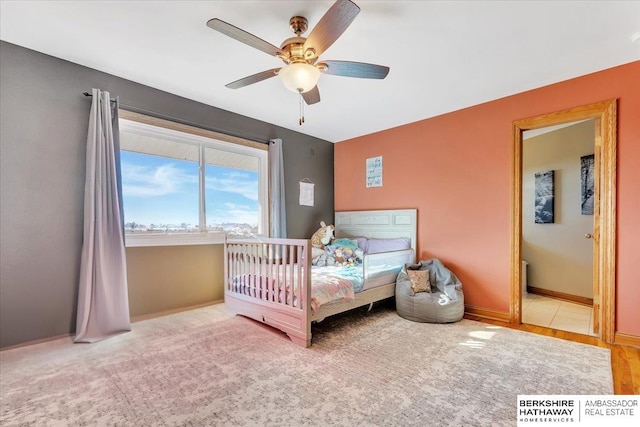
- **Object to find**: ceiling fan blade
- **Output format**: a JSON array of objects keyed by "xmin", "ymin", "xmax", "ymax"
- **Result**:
[
  {"xmin": 302, "ymin": 86, "xmax": 321, "ymax": 105},
  {"xmin": 303, "ymin": 0, "xmax": 360, "ymax": 59},
  {"xmin": 207, "ymin": 18, "xmax": 286, "ymax": 58},
  {"xmin": 225, "ymin": 68, "xmax": 281, "ymax": 89},
  {"xmin": 320, "ymin": 60, "xmax": 389, "ymax": 79}
]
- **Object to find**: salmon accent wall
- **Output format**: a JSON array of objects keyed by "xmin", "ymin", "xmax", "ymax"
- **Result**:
[{"xmin": 335, "ymin": 61, "xmax": 640, "ymax": 337}]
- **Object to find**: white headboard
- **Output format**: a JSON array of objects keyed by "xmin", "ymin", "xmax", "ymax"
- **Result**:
[{"xmin": 334, "ymin": 209, "xmax": 417, "ymax": 255}]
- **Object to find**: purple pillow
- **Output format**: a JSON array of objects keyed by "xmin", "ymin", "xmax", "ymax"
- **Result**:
[
  {"xmin": 353, "ymin": 237, "xmax": 368, "ymax": 252},
  {"xmin": 365, "ymin": 238, "xmax": 411, "ymax": 254}
]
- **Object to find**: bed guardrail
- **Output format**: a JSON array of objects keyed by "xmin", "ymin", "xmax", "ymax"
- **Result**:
[
  {"xmin": 224, "ymin": 238, "xmax": 309, "ymax": 308},
  {"xmin": 224, "ymin": 238, "xmax": 313, "ymax": 346}
]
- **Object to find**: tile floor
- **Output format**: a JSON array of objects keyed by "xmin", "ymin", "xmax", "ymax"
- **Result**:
[{"xmin": 522, "ymin": 293, "xmax": 597, "ymax": 336}]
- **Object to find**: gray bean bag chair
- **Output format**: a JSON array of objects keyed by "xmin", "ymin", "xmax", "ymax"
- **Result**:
[{"xmin": 395, "ymin": 259, "xmax": 464, "ymax": 323}]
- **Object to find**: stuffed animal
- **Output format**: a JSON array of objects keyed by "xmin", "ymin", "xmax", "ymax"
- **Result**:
[
  {"xmin": 310, "ymin": 221, "xmax": 335, "ymax": 249},
  {"xmin": 333, "ymin": 247, "xmax": 363, "ymax": 267},
  {"xmin": 333, "ymin": 247, "xmax": 347, "ymax": 264},
  {"xmin": 313, "ymin": 253, "xmax": 335, "ymax": 267}
]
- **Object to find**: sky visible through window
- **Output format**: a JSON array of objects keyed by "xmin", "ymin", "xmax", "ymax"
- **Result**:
[{"xmin": 121, "ymin": 151, "xmax": 259, "ymax": 233}]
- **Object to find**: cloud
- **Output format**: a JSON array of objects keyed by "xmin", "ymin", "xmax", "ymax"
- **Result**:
[
  {"xmin": 224, "ymin": 202, "xmax": 249, "ymax": 209},
  {"xmin": 205, "ymin": 171, "xmax": 258, "ymax": 201},
  {"xmin": 121, "ymin": 162, "xmax": 197, "ymax": 197}
]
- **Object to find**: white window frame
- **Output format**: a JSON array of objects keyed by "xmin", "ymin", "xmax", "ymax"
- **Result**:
[{"xmin": 119, "ymin": 119, "xmax": 268, "ymax": 247}]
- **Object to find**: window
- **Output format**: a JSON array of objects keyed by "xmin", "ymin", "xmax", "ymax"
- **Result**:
[{"xmin": 119, "ymin": 118, "xmax": 268, "ymax": 246}]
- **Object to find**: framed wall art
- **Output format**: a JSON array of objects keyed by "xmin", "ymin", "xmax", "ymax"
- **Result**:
[
  {"xmin": 580, "ymin": 154, "xmax": 594, "ymax": 215},
  {"xmin": 366, "ymin": 156, "xmax": 383, "ymax": 188},
  {"xmin": 534, "ymin": 170, "xmax": 554, "ymax": 224}
]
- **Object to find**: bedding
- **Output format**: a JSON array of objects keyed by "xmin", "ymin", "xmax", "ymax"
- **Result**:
[
  {"xmin": 232, "ymin": 264, "xmax": 368, "ymax": 312},
  {"xmin": 309, "ymin": 266, "xmax": 362, "ymax": 310},
  {"xmin": 250, "ymin": 250, "xmax": 407, "ymax": 302}
]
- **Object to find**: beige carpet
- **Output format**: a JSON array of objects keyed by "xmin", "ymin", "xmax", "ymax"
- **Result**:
[{"xmin": 1, "ymin": 303, "xmax": 612, "ymax": 426}]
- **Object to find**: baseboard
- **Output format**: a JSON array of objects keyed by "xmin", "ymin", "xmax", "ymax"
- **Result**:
[
  {"xmin": 131, "ymin": 300, "xmax": 224, "ymax": 323},
  {"xmin": 527, "ymin": 286, "xmax": 593, "ymax": 306},
  {"xmin": 614, "ymin": 332, "xmax": 640, "ymax": 348},
  {"xmin": 0, "ymin": 333, "xmax": 74, "ymax": 352},
  {"xmin": 464, "ymin": 305, "xmax": 511, "ymax": 322},
  {"xmin": 1, "ymin": 300, "xmax": 226, "ymax": 352}
]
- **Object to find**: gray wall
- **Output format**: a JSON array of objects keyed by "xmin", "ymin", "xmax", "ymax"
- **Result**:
[{"xmin": 0, "ymin": 41, "xmax": 334, "ymax": 348}]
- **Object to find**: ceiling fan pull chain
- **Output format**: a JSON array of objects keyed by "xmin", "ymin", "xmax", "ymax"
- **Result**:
[{"xmin": 299, "ymin": 92, "xmax": 305, "ymax": 125}]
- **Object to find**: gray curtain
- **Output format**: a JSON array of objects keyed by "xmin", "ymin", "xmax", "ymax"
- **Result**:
[
  {"xmin": 74, "ymin": 88, "xmax": 131, "ymax": 343},
  {"xmin": 269, "ymin": 139, "xmax": 286, "ymax": 238}
]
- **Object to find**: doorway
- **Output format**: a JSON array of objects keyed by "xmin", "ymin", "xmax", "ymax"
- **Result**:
[
  {"xmin": 521, "ymin": 120, "xmax": 596, "ymax": 335},
  {"xmin": 510, "ymin": 100, "xmax": 617, "ymax": 344}
]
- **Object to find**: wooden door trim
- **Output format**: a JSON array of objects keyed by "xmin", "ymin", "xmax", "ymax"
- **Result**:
[{"xmin": 510, "ymin": 99, "xmax": 617, "ymax": 344}]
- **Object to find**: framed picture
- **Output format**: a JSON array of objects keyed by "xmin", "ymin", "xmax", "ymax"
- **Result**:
[
  {"xmin": 581, "ymin": 154, "xmax": 594, "ymax": 215},
  {"xmin": 366, "ymin": 156, "xmax": 383, "ymax": 188},
  {"xmin": 534, "ymin": 170, "xmax": 554, "ymax": 224}
]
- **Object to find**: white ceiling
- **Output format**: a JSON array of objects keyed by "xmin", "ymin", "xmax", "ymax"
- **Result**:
[{"xmin": 1, "ymin": 1, "xmax": 638, "ymax": 143}]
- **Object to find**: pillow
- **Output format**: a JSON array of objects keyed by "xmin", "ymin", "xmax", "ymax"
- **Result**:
[
  {"xmin": 407, "ymin": 269, "xmax": 430, "ymax": 293},
  {"xmin": 353, "ymin": 237, "xmax": 368, "ymax": 252},
  {"xmin": 365, "ymin": 237, "xmax": 411, "ymax": 254}
]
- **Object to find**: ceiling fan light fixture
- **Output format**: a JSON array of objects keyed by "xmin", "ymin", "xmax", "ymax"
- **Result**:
[{"xmin": 278, "ymin": 63, "xmax": 321, "ymax": 93}]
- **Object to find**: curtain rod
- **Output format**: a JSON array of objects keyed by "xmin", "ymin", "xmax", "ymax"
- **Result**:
[{"xmin": 82, "ymin": 92, "xmax": 270, "ymax": 145}]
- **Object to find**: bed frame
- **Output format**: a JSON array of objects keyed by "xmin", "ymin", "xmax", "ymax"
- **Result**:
[{"xmin": 224, "ymin": 209, "xmax": 417, "ymax": 347}]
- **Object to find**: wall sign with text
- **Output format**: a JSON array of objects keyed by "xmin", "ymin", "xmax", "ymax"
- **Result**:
[{"xmin": 366, "ymin": 156, "xmax": 383, "ymax": 188}]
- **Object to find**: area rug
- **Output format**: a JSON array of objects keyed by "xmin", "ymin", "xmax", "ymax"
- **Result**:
[{"xmin": 0, "ymin": 304, "xmax": 612, "ymax": 426}]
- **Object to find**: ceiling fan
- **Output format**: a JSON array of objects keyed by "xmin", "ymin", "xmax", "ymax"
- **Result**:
[{"xmin": 206, "ymin": 0, "xmax": 389, "ymax": 110}]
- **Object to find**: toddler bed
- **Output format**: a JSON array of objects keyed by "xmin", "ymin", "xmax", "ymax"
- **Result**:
[{"xmin": 224, "ymin": 209, "xmax": 417, "ymax": 347}]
